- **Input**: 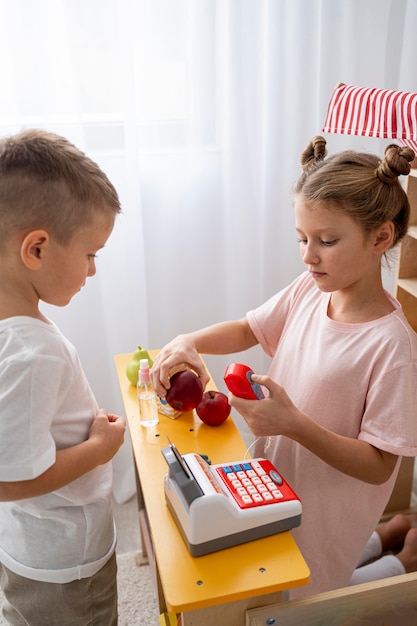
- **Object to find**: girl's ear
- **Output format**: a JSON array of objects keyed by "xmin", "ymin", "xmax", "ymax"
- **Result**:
[
  {"xmin": 20, "ymin": 230, "xmax": 50, "ymax": 269},
  {"xmin": 372, "ymin": 221, "xmax": 394, "ymax": 254}
]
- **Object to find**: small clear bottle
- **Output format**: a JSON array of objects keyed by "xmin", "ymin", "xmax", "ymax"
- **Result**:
[{"xmin": 137, "ymin": 358, "xmax": 159, "ymax": 427}]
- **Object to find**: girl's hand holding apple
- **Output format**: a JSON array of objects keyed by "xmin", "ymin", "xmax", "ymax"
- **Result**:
[{"xmin": 151, "ymin": 335, "xmax": 210, "ymax": 396}]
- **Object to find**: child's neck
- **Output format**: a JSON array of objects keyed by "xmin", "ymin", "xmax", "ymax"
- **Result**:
[
  {"xmin": 328, "ymin": 289, "xmax": 394, "ymax": 323},
  {"xmin": 0, "ymin": 285, "xmax": 45, "ymax": 322},
  {"xmin": 0, "ymin": 302, "xmax": 46, "ymax": 322}
]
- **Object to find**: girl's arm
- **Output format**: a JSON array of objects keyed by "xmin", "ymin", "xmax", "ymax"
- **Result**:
[
  {"xmin": 0, "ymin": 410, "xmax": 126, "ymax": 501},
  {"xmin": 151, "ymin": 318, "xmax": 258, "ymax": 396},
  {"xmin": 232, "ymin": 374, "xmax": 398, "ymax": 484}
]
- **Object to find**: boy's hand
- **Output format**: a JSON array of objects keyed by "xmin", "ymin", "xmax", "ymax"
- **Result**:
[
  {"xmin": 88, "ymin": 408, "xmax": 126, "ymax": 464},
  {"xmin": 0, "ymin": 409, "xmax": 126, "ymax": 501}
]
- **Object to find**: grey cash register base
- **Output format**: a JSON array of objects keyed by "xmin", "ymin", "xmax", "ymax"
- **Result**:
[{"xmin": 162, "ymin": 444, "xmax": 302, "ymax": 556}]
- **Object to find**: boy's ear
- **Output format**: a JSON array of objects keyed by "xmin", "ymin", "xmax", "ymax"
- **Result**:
[
  {"xmin": 21, "ymin": 230, "xmax": 50, "ymax": 269},
  {"xmin": 372, "ymin": 221, "xmax": 394, "ymax": 254}
]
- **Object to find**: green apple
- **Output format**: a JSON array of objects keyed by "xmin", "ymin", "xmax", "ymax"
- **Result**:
[{"xmin": 126, "ymin": 346, "xmax": 153, "ymax": 386}]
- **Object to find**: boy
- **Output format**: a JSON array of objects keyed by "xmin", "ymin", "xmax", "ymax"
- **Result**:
[{"xmin": 0, "ymin": 129, "xmax": 126, "ymax": 625}]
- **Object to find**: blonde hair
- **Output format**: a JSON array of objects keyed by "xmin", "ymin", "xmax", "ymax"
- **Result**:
[
  {"xmin": 0, "ymin": 129, "xmax": 121, "ymax": 247},
  {"xmin": 294, "ymin": 136, "xmax": 414, "ymax": 247}
]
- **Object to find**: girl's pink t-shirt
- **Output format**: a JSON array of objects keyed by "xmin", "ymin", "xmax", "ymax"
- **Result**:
[{"xmin": 247, "ymin": 271, "xmax": 417, "ymax": 597}]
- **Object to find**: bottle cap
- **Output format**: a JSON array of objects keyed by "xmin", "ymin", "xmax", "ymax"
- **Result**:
[{"xmin": 139, "ymin": 358, "xmax": 150, "ymax": 383}]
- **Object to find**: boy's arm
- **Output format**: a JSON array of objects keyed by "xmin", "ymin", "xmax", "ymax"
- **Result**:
[
  {"xmin": 151, "ymin": 318, "xmax": 258, "ymax": 396},
  {"xmin": 0, "ymin": 410, "xmax": 126, "ymax": 501}
]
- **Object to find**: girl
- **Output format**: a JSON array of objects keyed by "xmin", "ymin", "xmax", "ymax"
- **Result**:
[{"xmin": 151, "ymin": 138, "xmax": 417, "ymax": 597}]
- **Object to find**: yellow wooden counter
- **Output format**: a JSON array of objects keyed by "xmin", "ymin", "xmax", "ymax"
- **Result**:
[{"xmin": 114, "ymin": 352, "xmax": 310, "ymax": 625}]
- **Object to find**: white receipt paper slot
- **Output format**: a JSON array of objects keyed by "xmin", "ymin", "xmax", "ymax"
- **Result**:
[{"xmin": 161, "ymin": 442, "xmax": 302, "ymax": 556}]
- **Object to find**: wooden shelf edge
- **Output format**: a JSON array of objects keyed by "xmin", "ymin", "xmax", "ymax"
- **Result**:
[
  {"xmin": 407, "ymin": 225, "xmax": 417, "ymax": 239},
  {"xmin": 397, "ymin": 278, "xmax": 417, "ymax": 299},
  {"xmin": 380, "ymin": 504, "xmax": 417, "ymax": 523}
]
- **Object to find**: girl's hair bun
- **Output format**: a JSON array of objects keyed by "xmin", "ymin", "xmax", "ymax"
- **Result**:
[
  {"xmin": 300, "ymin": 136, "xmax": 327, "ymax": 172},
  {"xmin": 376, "ymin": 144, "xmax": 415, "ymax": 183}
]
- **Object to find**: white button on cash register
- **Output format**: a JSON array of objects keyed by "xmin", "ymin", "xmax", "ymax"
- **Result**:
[{"xmin": 162, "ymin": 442, "xmax": 302, "ymax": 556}]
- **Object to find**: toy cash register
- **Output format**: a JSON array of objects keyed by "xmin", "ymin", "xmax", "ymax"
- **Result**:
[{"xmin": 162, "ymin": 442, "xmax": 302, "ymax": 556}]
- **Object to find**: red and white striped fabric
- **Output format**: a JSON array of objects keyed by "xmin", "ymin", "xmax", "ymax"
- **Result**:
[{"xmin": 322, "ymin": 83, "xmax": 417, "ymax": 153}]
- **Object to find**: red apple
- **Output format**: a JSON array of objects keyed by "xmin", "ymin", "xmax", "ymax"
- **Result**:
[
  {"xmin": 196, "ymin": 390, "xmax": 231, "ymax": 426},
  {"xmin": 165, "ymin": 369, "xmax": 204, "ymax": 412}
]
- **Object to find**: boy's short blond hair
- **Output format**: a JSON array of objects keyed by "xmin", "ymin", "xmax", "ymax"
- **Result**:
[{"xmin": 0, "ymin": 129, "xmax": 121, "ymax": 247}]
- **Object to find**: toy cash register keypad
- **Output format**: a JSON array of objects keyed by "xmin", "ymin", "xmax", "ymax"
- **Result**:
[{"xmin": 214, "ymin": 459, "xmax": 298, "ymax": 509}]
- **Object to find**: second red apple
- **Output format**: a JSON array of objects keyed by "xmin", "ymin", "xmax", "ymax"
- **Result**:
[{"xmin": 196, "ymin": 390, "xmax": 231, "ymax": 426}]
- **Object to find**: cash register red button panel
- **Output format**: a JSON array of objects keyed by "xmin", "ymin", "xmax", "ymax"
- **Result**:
[{"xmin": 214, "ymin": 458, "xmax": 299, "ymax": 509}]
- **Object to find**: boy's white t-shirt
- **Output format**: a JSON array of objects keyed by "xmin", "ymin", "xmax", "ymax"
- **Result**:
[
  {"xmin": 247, "ymin": 272, "xmax": 417, "ymax": 597},
  {"xmin": 0, "ymin": 317, "xmax": 115, "ymax": 583}
]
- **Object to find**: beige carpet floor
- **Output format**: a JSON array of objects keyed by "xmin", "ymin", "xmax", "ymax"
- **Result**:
[
  {"xmin": 115, "ymin": 551, "xmax": 160, "ymax": 625},
  {"xmin": 0, "ymin": 551, "xmax": 160, "ymax": 626}
]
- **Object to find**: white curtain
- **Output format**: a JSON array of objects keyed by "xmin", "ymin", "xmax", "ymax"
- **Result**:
[{"xmin": 1, "ymin": 0, "xmax": 416, "ymax": 501}]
